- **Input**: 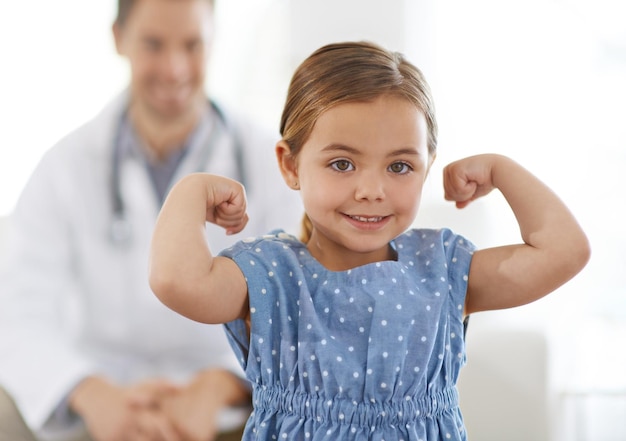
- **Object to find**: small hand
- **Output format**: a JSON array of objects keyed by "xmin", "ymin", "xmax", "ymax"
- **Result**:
[
  {"xmin": 443, "ymin": 154, "xmax": 499, "ymax": 209},
  {"xmin": 204, "ymin": 175, "xmax": 249, "ymax": 235}
]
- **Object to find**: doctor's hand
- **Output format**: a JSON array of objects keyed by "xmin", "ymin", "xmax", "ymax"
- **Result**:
[
  {"xmin": 69, "ymin": 376, "xmax": 182, "ymax": 441},
  {"xmin": 161, "ymin": 368, "xmax": 251, "ymax": 441}
]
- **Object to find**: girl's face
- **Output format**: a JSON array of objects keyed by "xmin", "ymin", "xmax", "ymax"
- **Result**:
[{"xmin": 278, "ymin": 95, "xmax": 432, "ymax": 271}]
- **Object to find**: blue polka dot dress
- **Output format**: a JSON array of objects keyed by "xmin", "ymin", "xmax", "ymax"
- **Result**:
[{"xmin": 220, "ymin": 228, "xmax": 475, "ymax": 441}]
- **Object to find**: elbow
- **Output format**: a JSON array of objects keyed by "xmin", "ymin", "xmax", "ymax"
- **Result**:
[
  {"xmin": 538, "ymin": 230, "xmax": 591, "ymax": 296},
  {"xmin": 149, "ymin": 268, "xmax": 215, "ymax": 324},
  {"xmin": 563, "ymin": 231, "xmax": 591, "ymax": 281},
  {"xmin": 149, "ymin": 269, "xmax": 181, "ymax": 312},
  {"xmin": 575, "ymin": 233, "xmax": 592, "ymax": 273}
]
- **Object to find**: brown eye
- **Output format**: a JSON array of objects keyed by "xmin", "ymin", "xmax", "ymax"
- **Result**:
[
  {"xmin": 389, "ymin": 162, "xmax": 411, "ymax": 174},
  {"xmin": 186, "ymin": 39, "xmax": 202, "ymax": 53},
  {"xmin": 143, "ymin": 38, "xmax": 162, "ymax": 52},
  {"xmin": 331, "ymin": 160, "xmax": 354, "ymax": 172}
]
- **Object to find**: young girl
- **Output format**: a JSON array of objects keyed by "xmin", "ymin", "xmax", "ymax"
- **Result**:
[{"xmin": 149, "ymin": 41, "xmax": 590, "ymax": 440}]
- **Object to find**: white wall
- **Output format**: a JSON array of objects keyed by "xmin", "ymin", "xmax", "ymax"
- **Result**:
[
  {"xmin": 427, "ymin": 1, "xmax": 626, "ymax": 439},
  {"xmin": 0, "ymin": 1, "xmax": 125, "ymax": 217},
  {"xmin": 0, "ymin": 0, "xmax": 289, "ymax": 217}
]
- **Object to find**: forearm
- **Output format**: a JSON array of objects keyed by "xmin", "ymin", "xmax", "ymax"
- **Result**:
[{"xmin": 68, "ymin": 376, "xmax": 109, "ymax": 416}]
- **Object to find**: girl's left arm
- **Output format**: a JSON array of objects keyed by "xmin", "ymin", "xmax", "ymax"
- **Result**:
[{"xmin": 443, "ymin": 154, "xmax": 590, "ymax": 315}]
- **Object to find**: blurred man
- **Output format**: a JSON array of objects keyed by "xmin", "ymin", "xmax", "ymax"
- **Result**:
[{"xmin": 0, "ymin": 1, "xmax": 301, "ymax": 440}]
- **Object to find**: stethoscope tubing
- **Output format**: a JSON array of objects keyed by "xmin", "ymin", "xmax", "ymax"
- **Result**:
[{"xmin": 108, "ymin": 100, "xmax": 244, "ymax": 247}]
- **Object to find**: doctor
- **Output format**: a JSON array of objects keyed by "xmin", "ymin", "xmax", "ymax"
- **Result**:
[{"xmin": 0, "ymin": 0, "xmax": 301, "ymax": 440}]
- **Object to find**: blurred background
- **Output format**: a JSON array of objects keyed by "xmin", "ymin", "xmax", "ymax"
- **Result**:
[{"xmin": 1, "ymin": 0, "xmax": 624, "ymax": 439}]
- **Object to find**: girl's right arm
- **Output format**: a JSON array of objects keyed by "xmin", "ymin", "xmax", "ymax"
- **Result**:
[{"xmin": 149, "ymin": 173, "xmax": 249, "ymax": 324}]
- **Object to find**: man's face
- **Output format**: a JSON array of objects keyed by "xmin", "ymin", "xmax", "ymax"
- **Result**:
[{"xmin": 114, "ymin": 0, "xmax": 213, "ymax": 120}]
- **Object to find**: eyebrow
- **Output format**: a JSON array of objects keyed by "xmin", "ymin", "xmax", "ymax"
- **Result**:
[{"xmin": 321, "ymin": 143, "xmax": 421, "ymax": 158}]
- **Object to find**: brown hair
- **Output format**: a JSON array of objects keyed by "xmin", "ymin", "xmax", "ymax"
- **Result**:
[
  {"xmin": 115, "ymin": 0, "xmax": 215, "ymax": 27},
  {"xmin": 279, "ymin": 41, "xmax": 438, "ymax": 243}
]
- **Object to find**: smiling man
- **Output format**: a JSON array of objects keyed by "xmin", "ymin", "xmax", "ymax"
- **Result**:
[{"xmin": 0, "ymin": 1, "xmax": 301, "ymax": 441}]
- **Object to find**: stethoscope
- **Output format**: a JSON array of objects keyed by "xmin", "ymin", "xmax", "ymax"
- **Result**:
[{"xmin": 108, "ymin": 100, "xmax": 246, "ymax": 247}]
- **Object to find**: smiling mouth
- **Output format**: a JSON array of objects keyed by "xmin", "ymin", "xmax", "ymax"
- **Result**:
[{"xmin": 348, "ymin": 215, "xmax": 385, "ymax": 223}]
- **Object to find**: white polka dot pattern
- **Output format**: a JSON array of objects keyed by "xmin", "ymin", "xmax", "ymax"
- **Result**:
[{"xmin": 220, "ymin": 228, "xmax": 475, "ymax": 440}]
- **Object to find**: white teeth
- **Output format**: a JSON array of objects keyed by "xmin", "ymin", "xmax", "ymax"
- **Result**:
[{"xmin": 350, "ymin": 215, "xmax": 383, "ymax": 222}]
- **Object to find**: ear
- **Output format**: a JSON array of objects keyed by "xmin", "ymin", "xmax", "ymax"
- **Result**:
[
  {"xmin": 275, "ymin": 141, "xmax": 299, "ymax": 190},
  {"xmin": 112, "ymin": 22, "xmax": 125, "ymax": 56}
]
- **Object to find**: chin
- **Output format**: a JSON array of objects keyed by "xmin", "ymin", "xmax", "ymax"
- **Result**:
[
  {"xmin": 152, "ymin": 99, "xmax": 193, "ymax": 118},
  {"xmin": 148, "ymin": 89, "xmax": 200, "ymax": 114},
  {"xmin": 343, "ymin": 236, "xmax": 393, "ymax": 255}
]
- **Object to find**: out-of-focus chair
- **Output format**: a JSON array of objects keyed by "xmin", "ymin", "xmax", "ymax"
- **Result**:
[
  {"xmin": 0, "ymin": 215, "xmax": 8, "ymax": 260},
  {"xmin": 458, "ymin": 320, "xmax": 550, "ymax": 441}
]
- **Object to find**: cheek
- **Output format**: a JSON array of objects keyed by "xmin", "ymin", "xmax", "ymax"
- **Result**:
[
  {"xmin": 392, "ymin": 181, "xmax": 423, "ymax": 214},
  {"xmin": 192, "ymin": 54, "xmax": 208, "ymax": 74},
  {"xmin": 300, "ymin": 181, "xmax": 333, "ymax": 207},
  {"xmin": 130, "ymin": 56, "xmax": 155, "ymax": 81},
  {"xmin": 299, "ymin": 174, "xmax": 343, "ymax": 210}
]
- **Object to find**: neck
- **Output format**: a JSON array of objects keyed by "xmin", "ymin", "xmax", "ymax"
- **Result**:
[
  {"xmin": 128, "ymin": 99, "xmax": 205, "ymax": 160},
  {"xmin": 306, "ymin": 236, "xmax": 397, "ymax": 271}
]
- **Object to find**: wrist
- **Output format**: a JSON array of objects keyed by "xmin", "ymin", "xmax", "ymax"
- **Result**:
[
  {"xmin": 68, "ymin": 376, "xmax": 109, "ymax": 416},
  {"xmin": 193, "ymin": 369, "xmax": 250, "ymax": 408},
  {"xmin": 486, "ymin": 154, "xmax": 516, "ymax": 188}
]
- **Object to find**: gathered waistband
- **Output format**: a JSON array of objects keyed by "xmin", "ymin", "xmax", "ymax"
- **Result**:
[{"xmin": 252, "ymin": 385, "xmax": 459, "ymax": 428}]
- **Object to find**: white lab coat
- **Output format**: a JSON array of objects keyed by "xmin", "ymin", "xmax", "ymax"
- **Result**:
[{"xmin": 0, "ymin": 91, "xmax": 302, "ymax": 433}]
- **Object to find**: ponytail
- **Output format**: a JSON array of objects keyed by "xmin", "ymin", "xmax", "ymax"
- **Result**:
[{"xmin": 299, "ymin": 214, "xmax": 313, "ymax": 244}]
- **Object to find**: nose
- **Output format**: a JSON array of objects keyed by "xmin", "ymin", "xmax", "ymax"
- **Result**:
[
  {"xmin": 161, "ymin": 49, "xmax": 191, "ymax": 82},
  {"xmin": 354, "ymin": 170, "xmax": 385, "ymax": 201}
]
